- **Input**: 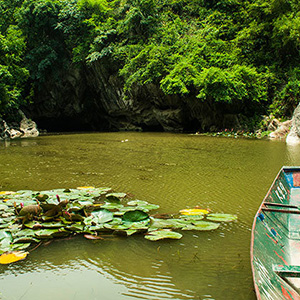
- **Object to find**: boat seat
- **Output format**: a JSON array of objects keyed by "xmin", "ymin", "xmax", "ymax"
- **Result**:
[{"xmin": 273, "ymin": 264, "xmax": 300, "ymax": 278}]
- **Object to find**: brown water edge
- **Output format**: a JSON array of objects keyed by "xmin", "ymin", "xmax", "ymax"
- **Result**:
[{"xmin": 0, "ymin": 132, "xmax": 299, "ymax": 300}]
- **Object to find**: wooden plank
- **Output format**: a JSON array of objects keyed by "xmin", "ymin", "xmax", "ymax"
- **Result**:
[
  {"xmin": 273, "ymin": 265, "xmax": 300, "ymax": 278},
  {"xmin": 261, "ymin": 207, "xmax": 300, "ymax": 214},
  {"xmin": 264, "ymin": 202, "xmax": 298, "ymax": 209}
]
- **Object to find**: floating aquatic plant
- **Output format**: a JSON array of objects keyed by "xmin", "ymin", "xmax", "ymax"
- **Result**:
[
  {"xmin": 0, "ymin": 251, "xmax": 28, "ymax": 264},
  {"xmin": 0, "ymin": 187, "xmax": 238, "ymax": 263}
]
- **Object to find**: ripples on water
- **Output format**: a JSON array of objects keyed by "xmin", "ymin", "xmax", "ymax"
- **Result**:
[{"xmin": 0, "ymin": 133, "xmax": 300, "ymax": 300}]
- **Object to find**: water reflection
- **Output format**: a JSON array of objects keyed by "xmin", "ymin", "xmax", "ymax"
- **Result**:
[
  {"xmin": 286, "ymin": 144, "xmax": 300, "ymax": 165},
  {"xmin": 0, "ymin": 138, "xmax": 39, "ymax": 148},
  {"xmin": 0, "ymin": 229, "xmax": 246, "ymax": 300}
]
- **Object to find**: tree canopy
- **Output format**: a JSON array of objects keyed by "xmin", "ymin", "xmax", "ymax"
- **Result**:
[{"xmin": 0, "ymin": 0, "xmax": 299, "ymax": 124}]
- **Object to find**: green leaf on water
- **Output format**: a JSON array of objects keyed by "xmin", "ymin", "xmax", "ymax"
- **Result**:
[
  {"xmin": 122, "ymin": 210, "xmax": 149, "ymax": 222},
  {"xmin": 179, "ymin": 215, "xmax": 204, "ymax": 221},
  {"xmin": 145, "ymin": 229, "xmax": 182, "ymax": 241},
  {"xmin": 113, "ymin": 206, "xmax": 137, "ymax": 216},
  {"xmin": 104, "ymin": 223, "xmax": 130, "ymax": 230},
  {"xmin": 91, "ymin": 209, "xmax": 114, "ymax": 223},
  {"xmin": 34, "ymin": 228, "xmax": 70, "ymax": 238},
  {"xmin": 105, "ymin": 193, "xmax": 126, "ymax": 203},
  {"xmin": 149, "ymin": 218, "xmax": 188, "ymax": 230},
  {"xmin": 182, "ymin": 221, "xmax": 220, "ymax": 231},
  {"xmin": 127, "ymin": 200, "xmax": 148, "ymax": 206},
  {"xmin": 24, "ymin": 221, "xmax": 43, "ymax": 229},
  {"xmin": 125, "ymin": 219, "xmax": 150, "ymax": 230},
  {"xmin": 0, "ymin": 223, "xmax": 11, "ymax": 229},
  {"xmin": 42, "ymin": 222, "xmax": 65, "ymax": 228},
  {"xmin": 127, "ymin": 200, "xmax": 159, "ymax": 212},
  {"xmin": 65, "ymin": 223, "xmax": 84, "ymax": 231},
  {"xmin": 136, "ymin": 204, "xmax": 160, "ymax": 212},
  {"xmin": 206, "ymin": 214, "xmax": 238, "ymax": 222},
  {"xmin": 89, "ymin": 224, "xmax": 105, "ymax": 231},
  {"xmin": 0, "ymin": 231, "xmax": 12, "ymax": 241},
  {"xmin": 124, "ymin": 229, "xmax": 138, "ymax": 236},
  {"xmin": 11, "ymin": 243, "xmax": 31, "ymax": 251},
  {"xmin": 107, "ymin": 193, "xmax": 127, "ymax": 199},
  {"xmin": 101, "ymin": 203, "xmax": 124, "ymax": 210},
  {"xmin": 76, "ymin": 200, "xmax": 94, "ymax": 207},
  {"xmin": 13, "ymin": 236, "xmax": 40, "ymax": 243},
  {"xmin": 0, "ymin": 204, "xmax": 9, "ymax": 211},
  {"xmin": 14, "ymin": 229, "xmax": 36, "ymax": 238}
]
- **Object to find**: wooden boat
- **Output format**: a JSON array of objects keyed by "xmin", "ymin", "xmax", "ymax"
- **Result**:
[{"xmin": 251, "ymin": 166, "xmax": 300, "ymax": 300}]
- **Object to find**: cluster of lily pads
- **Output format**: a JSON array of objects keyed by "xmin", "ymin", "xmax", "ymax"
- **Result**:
[{"xmin": 0, "ymin": 186, "xmax": 237, "ymax": 263}]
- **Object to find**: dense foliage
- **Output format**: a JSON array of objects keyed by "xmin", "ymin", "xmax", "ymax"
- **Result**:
[{"xmin": 0, "ymin": 0, "xmax": 299, "ymax": 123}]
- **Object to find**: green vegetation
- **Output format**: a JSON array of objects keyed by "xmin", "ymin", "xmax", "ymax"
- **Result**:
[
  {"xmin": 0, "ymin": 0, "xmax": 299, "ymax": 126},
  {"xmin": 0, "ymin": 187, "xmax": 237, "ymax": 262}
]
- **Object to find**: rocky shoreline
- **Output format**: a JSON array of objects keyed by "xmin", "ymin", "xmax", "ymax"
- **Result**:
[{"xmin": 1, "ymin": 103, "xmax": 300, "ymax": 144}]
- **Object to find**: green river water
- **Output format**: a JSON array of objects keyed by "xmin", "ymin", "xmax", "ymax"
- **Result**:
[{"xmin": 0, "ymin": 132, "xmax": 299, "ymax": 300}]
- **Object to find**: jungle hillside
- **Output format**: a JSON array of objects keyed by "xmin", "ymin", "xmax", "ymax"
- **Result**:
[{"xmin": 1, "ymin": 0, "xmax": 300, "ymax": 132}]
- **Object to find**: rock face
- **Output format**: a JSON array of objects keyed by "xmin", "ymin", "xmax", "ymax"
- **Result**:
[
  {"xmin": 268, "ymin": 119, "xmax": 292, "ymax": 139},
  {"xmin": 286, "ymin": 103, "xmax": 300, "ymax": 145},
  {"xmin": 0, "ymin": 111, "xmax": 39, "ymax": 140},
  {"xmin": 24, "ymin": 60, "xmax": 261, "ymax": 133}
]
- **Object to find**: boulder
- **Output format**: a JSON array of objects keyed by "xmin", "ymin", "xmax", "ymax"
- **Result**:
[
  {"xmin": 286, "ymin": 103, "xmax": 300, "ymax": 145},
  {"xmin": 19, "ymin": 112, "xmax": 39, "ymax": 138},
  {"xmin": 0, "ymin": 111, "xmax": 39, "ymax": 140},
  {"xmin": 269, "ymin": 119, "xmax": 291, "ymax": 139}
]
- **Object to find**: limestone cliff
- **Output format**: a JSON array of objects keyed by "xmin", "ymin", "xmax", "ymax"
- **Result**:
[{"xmin": 23, "ymin": 60, "xmax": 261, "ymax": 133}]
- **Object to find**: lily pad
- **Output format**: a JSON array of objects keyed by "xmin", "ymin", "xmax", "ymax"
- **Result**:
[
  {"xmin": 65, "ymin": 223, "xmax": 85, "ymax": 231},
  {"xmin": 14, "ymin": 229, "xmax": 36, "ymax": 238},
  {"xmin": 89, "ymin": 224, "xmax": 105, "ymax": 231},
  {"xmin": 127, "ymin": 200, "xmax": 149, "ymax": 206},
  {"xmin": 76, "ymin": 186, "xmax": 95, "ymax": 190},
  {"xmin": 24, "ymin": 221, "xmax": 43, "ymax": 229},
  {"xmin": 0, "ymin": 223, "xmax": 10, "ymax": 229},
  {"xmin": 0, "ymin": 191, "xmax": 16, "ymax": 196},
  {"xmin": 125, "ymin": 219, "xmax": 150, "ymax": 230},
  {"xmin": 136, "ymin": 204, "xmax": 160, "ymax": 212},
  {"xmin": 180, "ymin": 215, "xmax": 204, "ymax": 221},
  {"xmin": 182, "ymin": 221, "xmax": 220, "ymax": 231},
  {"xmin": 0, "ymin": 204, "xmax": 9, "ymax": 211},
  {"xmin": 101, "ymin": 203, "xmax": 124, "ymax": 210},
  {"xmin": 0, "ymin": 251, "xmax": 28, "ymax": 264},
  {"xmin": 149, "ymin": 218, "xmax": 188, "ymax": 230},
  {"xmin": 113, "ymin": 206, "xmax": 137, "ymax": 216},
  {"xmin": 106, "ymin": 192, "xmax": 127, "ymax": 199},
  {"xmin": 34, "ymin": 228, "xmax": 69, "ymax": 238},
  {"xmin": 42, "ymin": 222, "xmax": 65, "ymax": 228},
  {"xmin": 127, "ymin": 200, "xmax": 159, "ymax": 212},
  {"xmin": 104, "ymin": 223, "xmax": 130, "ymax": 230},
  {"xmin": 124, "ymin": 229, "xmax": 138, "ymax": 236},
  {"xmin": 206, "ymin": 214, "xmax": 238, "ymax": 222},
  {"xmin": 91, "ymin": 209, "xmax": 114, "ymax": 223},
  {"xmin": 13, "ymin": 237, "xmax": 40, "ymax": 243},
  {"xmin": 76, "ymin": 200, "xmax": 94, "ymax": 207},
  {"xmin": 179, "ymin": 208, "xmax": 209, "ymax": 215},
  {"xmin": 12, "ymin": 243, "xmax": 31, "ymax": 251},
  {"xmin": 122, "ymin": 210, "xmax": 149, "ymax": 222},
  {"xmin": 145, "ymin": 229, "xmax": 182, "ymax": 241}
]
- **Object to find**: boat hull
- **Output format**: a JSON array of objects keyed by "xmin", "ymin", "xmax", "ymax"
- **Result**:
[{"xmin": 251, "ymin": 167, "xmax": 300, "ymax": 300}]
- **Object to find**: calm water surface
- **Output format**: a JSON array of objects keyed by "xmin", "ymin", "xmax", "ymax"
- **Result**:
[{"xmin": 0, "ymin": 132, "xmax": 300, "ymax": 300}]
